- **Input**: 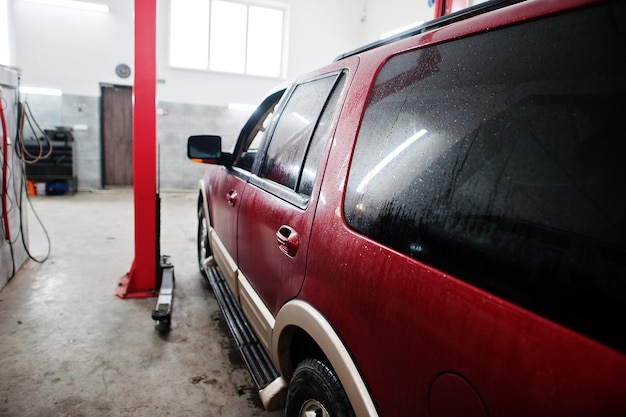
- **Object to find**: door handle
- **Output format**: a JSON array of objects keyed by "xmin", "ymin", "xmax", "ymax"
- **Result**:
[
  {"xmin": 226, "ymin": 190, "xmax": 237, "ymax": 207},
  {"xmin": 276, "ymin": 225, "xmax": 299, "ymax": 257}
]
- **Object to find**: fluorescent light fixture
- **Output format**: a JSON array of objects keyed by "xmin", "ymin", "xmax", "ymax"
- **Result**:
[
  {"xmin": 356, "ymin": 129, "xmax": 428, "ymax": 193},
  {"xmin": 19, "ymin": 86, "xmax": 63, "ymax": 96},
  {"xmin": 23, "ymin": 0, "xmax": 109, "ymax": 13},
  {"xmin": 380, "ymin": 21, "xmax": 424, "ymax": 40},
  {"xmin": 228, "ymin": 103, "xmax": 256, "ymax": 112}
]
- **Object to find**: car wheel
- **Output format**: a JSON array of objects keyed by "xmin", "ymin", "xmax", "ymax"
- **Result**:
[
  {"xmin": 197, "ymin": 204, "xmax": 211, "ymax": 278},
  {"xmin": 286, "ymin": 358, "xmax": 355, "ymax": 417}
]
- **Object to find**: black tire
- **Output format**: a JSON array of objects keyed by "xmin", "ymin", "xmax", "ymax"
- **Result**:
[
  {"xmin": 286, "ymin": 358, "xmax": 355, "ymax": 417},
  {"xmin": 197, "ymin": 203, "xmax": 210, "ymax": 279}
]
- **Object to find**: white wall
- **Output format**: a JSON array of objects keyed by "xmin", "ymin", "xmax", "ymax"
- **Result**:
[
  {"xmin": 12, "ymin": 0, "xmax": 366, "ymax": 106},
  {"xmin": 12, "ymin": 0, "xmax": 134, "ymax": 96},
  {"xmin": 286, "ymin": 0, "xmax": 364, "ymax": 76},
  {"xmin": 362, "ymin": 0, "xmax": 435, "ymax": 44},
  {"xmin": 1, "ymin": 0, "xmax": 17, "ymax": 65},
  {"xmin": 11, "ymin": 0, "xmax": 439, "ymax": 106}
]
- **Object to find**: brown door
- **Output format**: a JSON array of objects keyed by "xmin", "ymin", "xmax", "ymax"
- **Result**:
[{"xmin": 101, "ymin": 85, "xmax": 133, "ymax": 186}]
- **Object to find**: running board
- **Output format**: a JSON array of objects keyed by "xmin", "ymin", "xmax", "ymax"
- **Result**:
[{"xmin": 205, "ymin": 265, "xmax": 280, "ymax": 389}]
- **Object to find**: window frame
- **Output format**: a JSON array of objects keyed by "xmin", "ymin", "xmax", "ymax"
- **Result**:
[
  {"xmin": 229, "ymin": 88, "xmax": 286, "ymax": 174},
  {"xmin": 168, "ymin": 0, "xmax": 289, "ymax": 79}
]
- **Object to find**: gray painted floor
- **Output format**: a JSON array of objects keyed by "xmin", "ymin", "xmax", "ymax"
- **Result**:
[{"xmin": 0, "ymin": 189, "xmax": 283, "ymax": 417}]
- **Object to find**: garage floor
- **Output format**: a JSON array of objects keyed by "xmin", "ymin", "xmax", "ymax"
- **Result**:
[{"xmin": 0, "ymin": 189, "xmax": 283, "ymax": 417}]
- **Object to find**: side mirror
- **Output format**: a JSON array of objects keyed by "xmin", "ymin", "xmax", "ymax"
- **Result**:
[{"xmin": 187, "ymin": 135, "xmax": 233, "ymax": 165}]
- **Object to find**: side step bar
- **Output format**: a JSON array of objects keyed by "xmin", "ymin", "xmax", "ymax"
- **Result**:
[{"xmin": 205, "ymin": 265, "xmax": 280, "ymax": 389}]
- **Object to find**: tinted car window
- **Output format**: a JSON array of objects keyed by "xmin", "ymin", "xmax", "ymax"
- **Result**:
[
  {"xmin": 298, "ymin": 73, "xmax": 346, "ymax": 196},
  {"xmin": 344, "ymin": 4, "xmax": 626, "ymax": 351},
  {"xmin": 260, "ymin": 74, "xmax": 340, "ymax": 191}
]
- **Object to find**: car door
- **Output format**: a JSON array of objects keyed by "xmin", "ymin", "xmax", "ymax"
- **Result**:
[
  {"xmin": 237, "ymin": 70, "xmax": 348, "ymax": 317},
  {"xmin": 206, "ymin": 90, "xmax": 284, "ymax": 291}
]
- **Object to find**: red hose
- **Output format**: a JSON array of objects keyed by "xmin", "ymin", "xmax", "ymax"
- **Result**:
[{"xmin": 1, "ymin": 98, "xmax": 10, "ymax": 241}]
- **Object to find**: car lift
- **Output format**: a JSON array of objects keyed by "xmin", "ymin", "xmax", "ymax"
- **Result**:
[
  {"xmin": 115, "ymin": 0, "xmax": 453, "ymax": 331},
  {"xmin": 115, "ymin": 0, "xmax": 174, "ymax": 332}
]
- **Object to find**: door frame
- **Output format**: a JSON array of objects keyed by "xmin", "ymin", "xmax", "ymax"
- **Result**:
[{"xmin": 100, "ymin": 83, "xmax": 133, "ymax": 188}]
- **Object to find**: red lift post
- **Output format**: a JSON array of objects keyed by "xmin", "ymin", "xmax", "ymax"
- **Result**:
[
  {"xmin": 434, "ymin": 0, "xmax": 468, "ymax": 18},
  {"xmin": 116, "ymin": 0, "xmax": 158, "ymax": 299},
  {"xmin": 116, "ymin": 0, "xmax": 174, "ymax": 331},
  {"xmin": 116, "ymin": 0, "xmax": 175, "ymax": 331},
  {"xmin": 434, "ymin": 0, "xmax": 447, "ymax": 18}
]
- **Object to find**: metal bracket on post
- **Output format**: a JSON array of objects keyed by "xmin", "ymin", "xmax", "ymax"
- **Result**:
[{"xmin": 152, "ymin": 255, "xmax": 175, "ymax": 332}]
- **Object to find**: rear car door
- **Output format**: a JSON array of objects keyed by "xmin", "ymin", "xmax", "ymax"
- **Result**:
[{"xmin": 238, "ymin": 68, "xmax": 349, "ymax": 315}]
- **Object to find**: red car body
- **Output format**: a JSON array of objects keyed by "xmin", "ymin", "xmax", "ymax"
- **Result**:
[{"xmin": 190, "ymin": 0, "xmax": 626, "ymax": 415}]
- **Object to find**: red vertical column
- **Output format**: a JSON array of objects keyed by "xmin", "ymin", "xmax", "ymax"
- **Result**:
[
  {"xmin": 434, "ymin": 0, "xmax": 447, "ymax": 18},
  {"xmin": 116, "ymin": 0, "xmax": 158, "ymax": 298},
  {"xmin": 434, "ymin": 0, "xmax": 468, "ymax": 18}
]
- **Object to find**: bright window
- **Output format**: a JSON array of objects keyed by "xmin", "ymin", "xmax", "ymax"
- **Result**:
[
  {"xmin": 247, "ymin": 6, "xmax": 283, "ymax": 77},
  {"xmin": 209, "ymin": 1, "xmax": 247, "ymax": 73},
  {"xmin": 169, "ymin": 0, "xmax": 286, "ymax": 78},
  {"xmin": 169, "ymin": 0, "xmax": 210, "ymax": 70}
]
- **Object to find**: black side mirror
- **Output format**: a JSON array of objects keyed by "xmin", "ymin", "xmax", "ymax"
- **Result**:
[{"xmin": 187, "ymin": 135, "xmax": 233, "ymax": 165}]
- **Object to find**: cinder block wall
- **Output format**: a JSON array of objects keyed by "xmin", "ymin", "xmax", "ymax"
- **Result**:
[
  {"xmin": 20, "ymin": 94, "xmax": 251, "ymax": 191},
  {"xmin": 22, "ymin": 94, "xmax": 100, "ymax": 189},
  {"xmin": 157, "ymin": 101, "xmax": 250, "ymax": 190}
]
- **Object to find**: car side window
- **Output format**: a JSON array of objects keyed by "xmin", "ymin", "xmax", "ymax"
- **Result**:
[
  {"xmin": 344, "ymin": 4, "xmax": 625, "ymax": 352},
  {"xmin": 299, "ymin": 73, "xmax": 346, "ymax": 196},
  {"xmin": 259, "ymin": 73, "xmax": 342, "ymax": 194}
]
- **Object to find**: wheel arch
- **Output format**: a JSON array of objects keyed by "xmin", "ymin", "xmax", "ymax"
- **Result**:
[{"xmin": 273, "ymin": 300, "xmax": 380, "ymax": 417}]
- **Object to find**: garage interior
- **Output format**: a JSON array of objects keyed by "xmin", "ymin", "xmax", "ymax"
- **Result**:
[{"xmin": 1, "ymin": 0, "xmax": 484, "ymax": 415}]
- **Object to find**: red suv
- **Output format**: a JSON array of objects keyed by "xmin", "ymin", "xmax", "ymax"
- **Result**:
[{"xmin": 187, "ymin": 0, "xmax": 626, "ymax": 415}]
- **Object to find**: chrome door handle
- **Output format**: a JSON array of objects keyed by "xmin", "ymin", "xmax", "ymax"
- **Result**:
[
  {"xmin": 276, "ymin": 225, "xmax": 299, "ymax": 257},
  {"xmin": 226, "ymin": 190, "xmax": 237, "ymax": 206}
]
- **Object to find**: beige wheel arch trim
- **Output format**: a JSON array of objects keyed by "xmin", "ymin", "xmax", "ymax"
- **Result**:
[{"xmin": 273, "ymin": 300, "xmax": 380, "ymax": 417}]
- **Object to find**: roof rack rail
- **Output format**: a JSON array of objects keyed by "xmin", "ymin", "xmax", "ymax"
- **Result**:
[{"xmin": 334, "ymin": 0, "xmax": 524, "ymax": 62}]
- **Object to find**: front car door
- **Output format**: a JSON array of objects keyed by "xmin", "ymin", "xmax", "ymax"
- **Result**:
[{"xmin": 205, "ymin": 90, "xmax": 285, "ymax": 291}]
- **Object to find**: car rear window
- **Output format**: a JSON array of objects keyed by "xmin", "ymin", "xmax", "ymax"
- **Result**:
[
  {"xmin": 344, "ymin": 2, "xmax": 626, "ymax": 352},
  {"xmin": 260, "ymin": 73, "xmax": 342, "ymax": 193}
]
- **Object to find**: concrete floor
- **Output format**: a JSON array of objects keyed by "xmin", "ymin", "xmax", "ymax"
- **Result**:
[{"xmin": 0, "ymin": 189, "xmax": 283, "ymax": 417}]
